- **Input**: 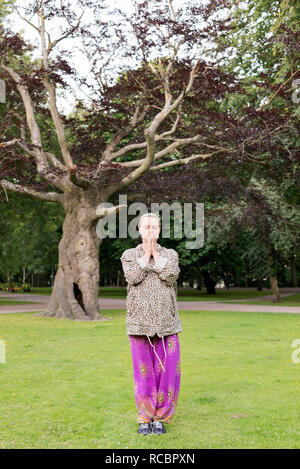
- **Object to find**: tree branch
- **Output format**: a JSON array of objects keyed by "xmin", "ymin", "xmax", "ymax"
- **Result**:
[
  {"xmin": 68, "ymin": 165, "xmax": 90, "ymax": 189},
  {"xmin": 0, "ymin": 180, "xmax": 64, "ymax": 203},
  {"xmin": 148, "ymin": 150, "xmax": 223, "ymax": 170},
  {"xmin": 92, "ymin": 203, "xmax": 128, "ymax": 222},
  {"xmin": 100, "ymin": 99, "xmax": 150, "ymax": 163},
  {"xmin": 1, "ymin": 65, "xmax": 45, "ymax": 162},
  {"xmin": 118, "ymin": 134, "xmax": 202, "ymax": 168},
  {"xmin": 258, "ymin": 69, "xmax": 299, "ymax": 111},
  {"xmin": 44, "ymin": 151, "xmax": 66, "ymax": 171},
  {"xmin": 47, "ymin": 7, "xmax": 86, "ymax": 55},
  {"xmin": 103, "ymin": 58, "xmax": 201, "ymax": 198},
  {"xmin": 0, "ymin": 65, "xmax": 70, "ymax": 191},
  {"xmin": 38, "ymin": 2, "xmax": 74, "ymax": 170},
  {"xmin": 14, "ymin": 6, "xmax": 41, "ymax": 34},
  {"xmin": 41, "ymin": 73, "xmax": 75, "ymax": 170},
  {"xmin": 0, "ymin": 135, "xmax": 67, "ymax": 192},
  {"xmin": 107, "ymin": 109, "xmax": 182, "ymax": 162}
]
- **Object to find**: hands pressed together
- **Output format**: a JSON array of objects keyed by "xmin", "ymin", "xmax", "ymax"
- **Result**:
[{"xmin": 143, "ymin": 237, "xmax": 159, "ymax": 264}]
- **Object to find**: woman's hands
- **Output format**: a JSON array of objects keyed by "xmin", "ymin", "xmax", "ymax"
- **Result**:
[
  {"xmin": 151, "ymin": 239, "xmax": 159, "ymax": 263},
  {"xmin": 143, "ymin": 238, "xmax": 159, "ymax": 264}
]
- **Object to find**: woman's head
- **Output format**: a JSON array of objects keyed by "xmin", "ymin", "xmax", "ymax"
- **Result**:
[{"xmin": 138, "ymin": 213, "xmax": 161, "ymax": 240}]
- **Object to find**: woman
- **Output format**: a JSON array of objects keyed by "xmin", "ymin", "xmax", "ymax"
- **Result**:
[{"xmin": 120, "ymin": 213, "xmax": 183, "ymax": 435}]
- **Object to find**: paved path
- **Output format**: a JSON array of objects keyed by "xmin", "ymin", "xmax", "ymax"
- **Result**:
[
  {"xmin": 0, "ymin": 292, "xmax": 299, "ymax": 315},
  {"xmin": 226, "ymin": 292, "xmax": 297, "ymax": 302}
]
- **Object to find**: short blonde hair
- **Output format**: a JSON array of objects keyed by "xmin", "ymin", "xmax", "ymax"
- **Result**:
[{"xmin": 138, "ymin": 212, "xmax": 161, "ymax": 227}]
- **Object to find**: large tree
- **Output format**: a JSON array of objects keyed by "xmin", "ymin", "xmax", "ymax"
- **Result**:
[
  {"xmin": 2, "ymin": 0, "xmax": 296, "ymax": 317},
  {"xmin": 0, "ymin": 0, "xmax": 245, "ymax": 319}
]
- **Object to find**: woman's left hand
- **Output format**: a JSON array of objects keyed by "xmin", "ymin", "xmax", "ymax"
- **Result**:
[{"xmin": 151, "ymin": 238, "xmax": 159, "ymax": 263}]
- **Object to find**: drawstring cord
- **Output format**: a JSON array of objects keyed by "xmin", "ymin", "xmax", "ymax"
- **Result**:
[
  {"xmin": 162, "ymin": 335, "xmax": 166, "ymax": 359},
  {"xmin": 147, "ymin": 335, "xmax": 167, "ymax": 373}
]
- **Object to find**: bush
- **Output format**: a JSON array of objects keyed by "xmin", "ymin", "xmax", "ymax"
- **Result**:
[
  {"xmin": 0, "ymin": 282, "xmax": 30, "ymax": 292},
  {"xmin": 0, "ymin": 282, "xmax": 14, "ymax": 292}
]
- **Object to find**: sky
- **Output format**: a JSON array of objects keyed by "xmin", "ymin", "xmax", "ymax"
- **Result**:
[
  {"xmin": 4, "ymin": 0, "xmax": 133, "ymax": 114},
  {"xmin": 3, "ymin": 0, "xmax": 220, "ymax": 115}
]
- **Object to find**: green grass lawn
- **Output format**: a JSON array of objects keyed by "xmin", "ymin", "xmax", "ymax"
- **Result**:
[
  {"xmin": 0, "ymin": 309, "xmax": 300, "ymax": 449},
  {"xmin": 15, "ymin": 287, "xmax": 53, "ymax": 295},
  {"xmin": 0, "ymin": 299, "xmax": 38, "ymax": 305},
  {"xmin": 97, "ymin": 287, "xmax": 272, "ymax": 302},
  {"xmin": 17, "ymin": 287, "xmax": 273, "ymax": 300}
]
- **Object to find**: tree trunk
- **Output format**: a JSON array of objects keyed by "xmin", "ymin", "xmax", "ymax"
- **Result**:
[
  {"xmin": 233, "ymin": 271, "xmax": 238, "ymax": 287},
  {"xmin": 290, "ymin": 254, "xmax": 296, "ymax": 287},
  {"xmin": 269, "ymin": 275, "xmax": 280, "ymax": 302},
  {"xmin": 43, "ymin": 202, "xmax": 105, "ymax": 320},
  {"xmin": 265, "ymin": 243, "xmax": 281, "ymax": 303},
  {"xmin": 203, "ymin": 270, "xmax": 216, "ymax": 295},
  {"xmin": 224, "ymin": 273, "xmax": 230, "ymax": 290},
  {"xmin": 196, "ymin": 271, "xmax": 202, "ymax": 290}
]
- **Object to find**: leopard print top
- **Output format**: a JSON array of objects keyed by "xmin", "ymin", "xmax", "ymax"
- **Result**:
[{"xmin": 120, "ymin": 242, "xmax": 183, "ymax": 337}]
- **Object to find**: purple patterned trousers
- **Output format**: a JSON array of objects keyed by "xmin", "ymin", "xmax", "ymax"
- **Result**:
[{"xmin": 128, "ymin": 333, "xmax": 181, "ymax": 424}]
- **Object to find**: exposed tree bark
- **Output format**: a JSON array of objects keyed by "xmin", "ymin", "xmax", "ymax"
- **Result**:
[
  {"xmin": 265, "ymin": 243, "xmax": 281, "ymax": 303},
  {"xmin": 44, "ymin": 187, "xmax": 127, "ymax": 319},
  {"xmin": 44, "ymin": 194, "xmax": 100, "ymax": 319},
  {"xmin": 269, "ymin": 275, "xmax": 280, "ymax": 302}
]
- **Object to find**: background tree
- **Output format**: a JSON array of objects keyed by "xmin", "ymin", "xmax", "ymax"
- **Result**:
[{"xmin": 0, "ymin": 193, "xmax": 64, "ymax": 286}]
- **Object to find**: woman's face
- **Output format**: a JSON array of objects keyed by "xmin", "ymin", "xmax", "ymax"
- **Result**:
[{"xmin": 139, "ymin": 216, "xmax": 160, "ymax": 240}]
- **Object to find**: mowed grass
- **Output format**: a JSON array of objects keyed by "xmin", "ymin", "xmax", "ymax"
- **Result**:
[
  {"xmin": 97, "ymin": 287, "xmax": 273, "ymax": 302},
  {"xmin": 0, "ymin": 309, "xmax": 300, "ymax": 449},
  {"xmin": 16, "ymin": 286, "xmax": 274, "ymax": 300},
  {"xmin": 0, "ymin": 299, "xmax": 38, "ymax": 305}
]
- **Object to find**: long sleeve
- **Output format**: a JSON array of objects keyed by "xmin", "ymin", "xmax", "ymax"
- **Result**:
[
  {"xmin": 152, "ymin": 249, "xmax": 180, "ymax": 287},
  {"xmin": 120, "ymin": 249, "xmax": 149, "ymax": 286},
  {"xmin": 136, "ymin": 256, "xmax": 154, "ymax": 272},
  {"xmin": 151, "ymin": 256, "xmax": 168, "ymax": 273}
]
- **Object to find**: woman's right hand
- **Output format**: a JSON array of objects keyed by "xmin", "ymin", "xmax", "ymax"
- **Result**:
[{"xmin": 144, "ymin": 237, "xmax": 152, "ymax": 263}]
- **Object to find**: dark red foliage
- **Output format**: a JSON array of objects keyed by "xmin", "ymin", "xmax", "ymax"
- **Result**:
[{"xmin": 0, "ymin": 0, "xmax": 299, "ymax": 205}]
